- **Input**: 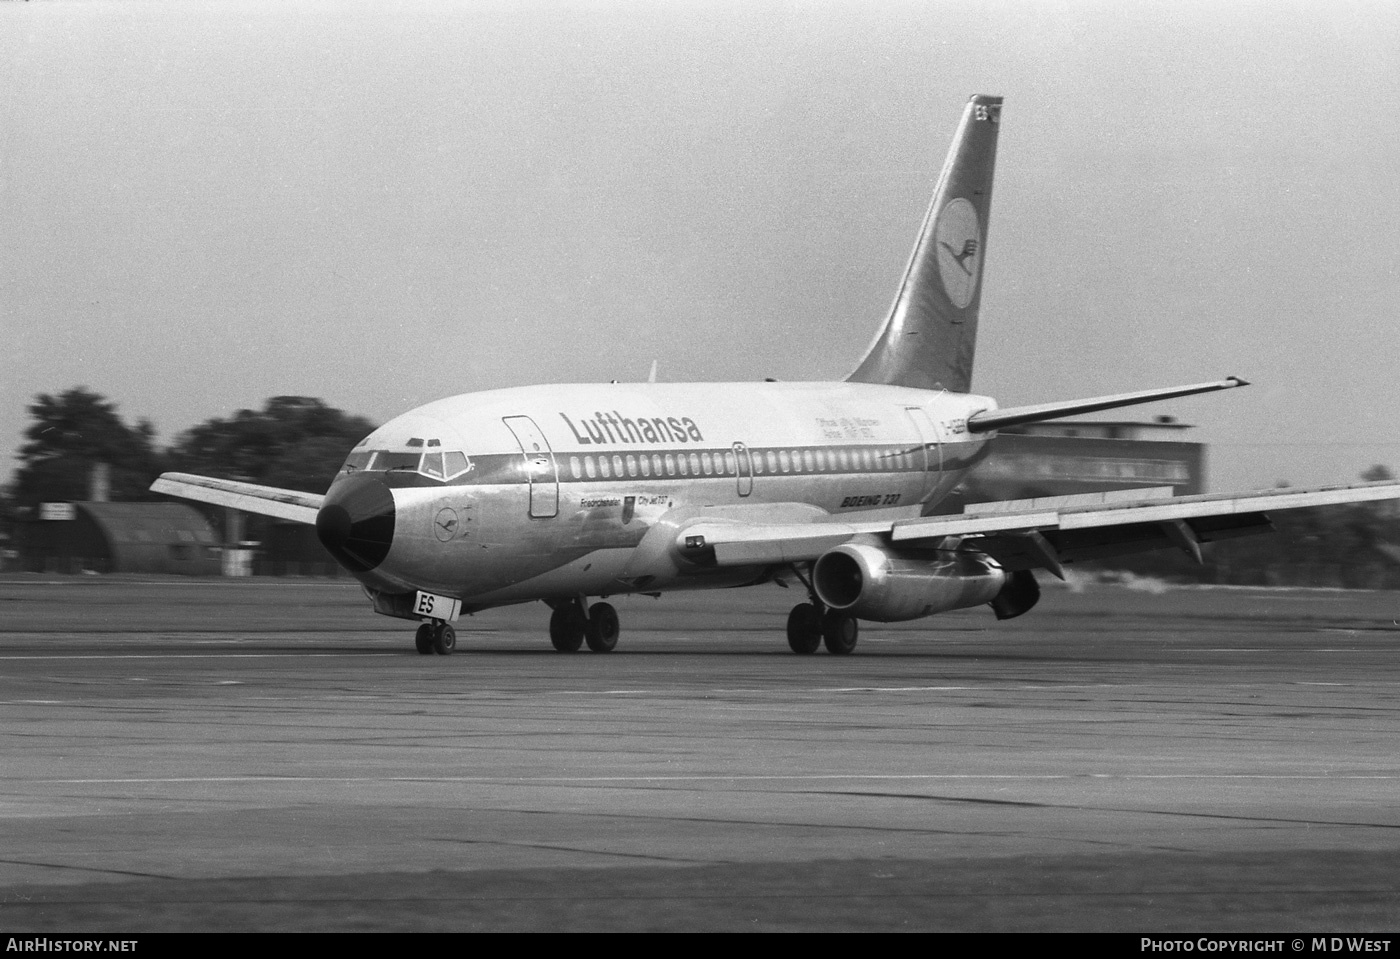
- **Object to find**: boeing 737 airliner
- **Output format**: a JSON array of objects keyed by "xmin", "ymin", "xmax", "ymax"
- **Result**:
[{"xmin": 152, "ymin": 96, "xmax": 1400, "ymax": 657}]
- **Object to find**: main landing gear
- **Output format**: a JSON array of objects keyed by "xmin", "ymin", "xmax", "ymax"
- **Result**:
[
  {"xmin": 414, "ymin": 620, "xmax": 456, "ymax": 656},
  {"xmin": 786, "ymin": 566, "xmax": 858, "ymax": 655},
  {"xmin": 549, "ymin": 598, "xmax": 619, "ymax": 653},
  {"xmin": 786, "ymin": 603, "xmax": 858, "ymax": 655}
]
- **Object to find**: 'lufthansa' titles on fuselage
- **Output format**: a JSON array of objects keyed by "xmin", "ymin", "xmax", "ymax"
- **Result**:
[{"xmin": 560, "ymin": 411, "xmax": 704, "ymax": 446}]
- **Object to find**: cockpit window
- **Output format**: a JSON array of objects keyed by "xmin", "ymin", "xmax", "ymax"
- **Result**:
[
  {"xmin": 340, "ymin": 451, "xmax": 373, "ymax": 473},
  {"xmin": 443, "ymin": 451, "xmax": 470, "ymax": 478},
  {"xmin": 420, "ymin": 452, "xmax": 445, "ymax": 480},
  {"xmin": 374, "ymin": 452, "xmax": 423, "ymax": 471},
  {"xmin": 345, "ymin": 449, "xmax": 473, "ymax": 479}
]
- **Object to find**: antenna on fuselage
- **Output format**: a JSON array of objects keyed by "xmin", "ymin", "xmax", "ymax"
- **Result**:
[{"xmin": 648, "ymin": 360, "xmax": 658, "ymax": 384}]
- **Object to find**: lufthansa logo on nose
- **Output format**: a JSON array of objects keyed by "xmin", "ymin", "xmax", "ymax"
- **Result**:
[{"xmin": 434, "ymin": 507, "xmax": 459, "ymax": 542}]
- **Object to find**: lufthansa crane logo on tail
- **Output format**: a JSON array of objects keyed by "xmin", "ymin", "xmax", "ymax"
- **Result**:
[
  {"xmin": 934, "ymin": 197, "xmax": 981, "ymax": 310},
  {"xmin": 940, "ymin": 238, "xmax": 978, "ymax": 275}
]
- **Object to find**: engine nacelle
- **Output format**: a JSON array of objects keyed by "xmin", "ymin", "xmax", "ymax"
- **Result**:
[{"xmin": 812, "ymin": 543, "xmax": 1009, "ymax": 623}]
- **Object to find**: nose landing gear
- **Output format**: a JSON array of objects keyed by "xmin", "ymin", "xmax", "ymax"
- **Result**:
[{"xmin": 414, "ymin": 621, "xmax": 457, "ymax": 656}]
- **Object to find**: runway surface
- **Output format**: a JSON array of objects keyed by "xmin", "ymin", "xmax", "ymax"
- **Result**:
[{"xmin": 1, "ymin": 574, "xmax": 1399, "ymax": 931}]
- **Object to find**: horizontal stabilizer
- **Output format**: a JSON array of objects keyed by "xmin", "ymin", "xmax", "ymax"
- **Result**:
[
  {"xmin": 150, "ymin": 472, "xmax": 323, "ymax": 525},
  {"xmin": 966, "ymin": 377, "xmax": 1247, "ymax": 433}
]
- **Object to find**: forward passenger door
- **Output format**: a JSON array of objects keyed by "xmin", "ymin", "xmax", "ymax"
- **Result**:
[{"xmin": 502, "ymin": 415, "xmax": 559, "ymax": 518}]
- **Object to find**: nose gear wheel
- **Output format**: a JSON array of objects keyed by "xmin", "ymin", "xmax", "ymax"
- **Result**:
[
  {"xmin": 415, "ymin": 620, "xmax": 456, "ymax": 656},
  {"xmin": 414, "ymin": 623, "xmax": 434, "ymax": 655}
]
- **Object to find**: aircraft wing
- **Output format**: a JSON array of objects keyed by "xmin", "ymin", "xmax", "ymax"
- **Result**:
[
  {"xmin": 678, "ymin": 480, "xmax": 1400, "ymax": 576},
  {"xmin": 150, "ymin": 472, "xmax": 323, "ymax": 525}
]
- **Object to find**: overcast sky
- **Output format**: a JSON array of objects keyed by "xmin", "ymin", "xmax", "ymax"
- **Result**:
[{"xmin": 3, "ymin": 0, "xmax": 1397, "ymax": 493}]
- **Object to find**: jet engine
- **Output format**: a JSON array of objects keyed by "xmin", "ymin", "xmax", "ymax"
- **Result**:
[{"xmin": 812, "ymin": 542, "xmax": 1034, "ymax": 623}]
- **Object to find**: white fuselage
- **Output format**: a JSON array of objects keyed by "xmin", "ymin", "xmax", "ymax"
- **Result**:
[{"xmin": 330, "ymin": 381, "xmax": 997, "ymax": 607}]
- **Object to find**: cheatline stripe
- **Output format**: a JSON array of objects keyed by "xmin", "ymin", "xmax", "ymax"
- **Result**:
[{"xmin": 390, "ymin": 442, "xmax": 994, "ymax": 489}]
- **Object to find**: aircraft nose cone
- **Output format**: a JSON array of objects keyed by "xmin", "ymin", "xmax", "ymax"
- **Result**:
[{"xmin": 316, "ymin": 475, "xmax": 395, "ymax": 573}]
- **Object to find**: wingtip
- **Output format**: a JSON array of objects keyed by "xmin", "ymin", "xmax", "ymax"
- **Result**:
[{"xmin": 1225, "ymin": 375, "xmax": 1250, "ymax": 388}]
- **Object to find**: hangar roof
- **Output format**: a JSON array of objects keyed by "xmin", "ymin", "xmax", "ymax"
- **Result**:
[{"xmin": 79, "ymin": 502, "xmax": 218, "ymax": 546}]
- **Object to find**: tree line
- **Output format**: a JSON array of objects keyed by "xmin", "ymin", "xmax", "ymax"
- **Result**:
[{"xmin": 3, "ymin": 387, "xmax": 375, "ymax": 539}]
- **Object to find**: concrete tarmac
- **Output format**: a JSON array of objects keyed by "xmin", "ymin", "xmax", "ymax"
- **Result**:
[{"xmin": 1, "ymin": 575, "xmax": 1398, "ymax": 931}]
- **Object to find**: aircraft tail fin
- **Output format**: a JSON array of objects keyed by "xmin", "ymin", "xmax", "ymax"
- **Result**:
[{"xmin": 847, "ymin": 94, "xmax": 1002, "ymax": 393}]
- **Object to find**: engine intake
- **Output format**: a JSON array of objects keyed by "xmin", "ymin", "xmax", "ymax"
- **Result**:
[{"xmin": 812, "ymin": 543, "xmax": 1010, "ymax": 623}]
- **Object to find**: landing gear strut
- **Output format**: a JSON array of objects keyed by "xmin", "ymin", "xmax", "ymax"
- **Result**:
[
  {"xmin": 415, "ymin": 620, "xmax": 456, "ymax": 656},
  {"xmin": 786, "ymin": 566, "xmax": 859, "ymax": 655},
  {"xmin": 549, "ymin": 598, "xmax": 620, "ymax": 653}
]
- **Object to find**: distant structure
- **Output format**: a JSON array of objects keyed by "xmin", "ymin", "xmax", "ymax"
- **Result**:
[
  {"xmin": 15, "ymin": 502, "xmax": 221, "ymax": 575},
  {"xmin": 933, "ymin": 416, "xmax": 1203, "ymax": 513},
  {"xmin": 255, "ymin": 522, "xmax": 343, "ymax": 577}
]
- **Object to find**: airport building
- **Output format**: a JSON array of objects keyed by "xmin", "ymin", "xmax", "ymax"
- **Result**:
[
  {"xmin": 934, "ymin": 416, "xmax": 1203, "ymax": 511},
  {"xmin": 12, "ymin": 501, "xmax": 222, "ymax": 575}
]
